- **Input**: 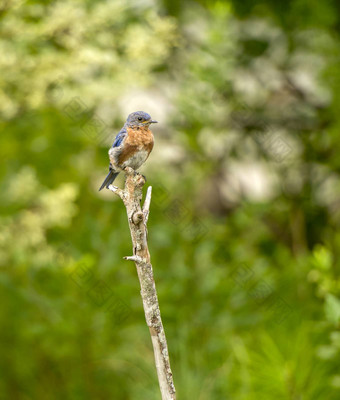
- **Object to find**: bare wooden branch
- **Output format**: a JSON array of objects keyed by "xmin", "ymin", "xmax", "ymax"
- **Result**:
[
  {"xmin": 142, "ymin": 186, "xmax": 152, "ymax": 224},
  {"xmin": 108, "ymin": 184, "xmax": 125, "ymax": 199},
  {"xmin": 111, "ymin": 172, "xmax": 176, "ymax": 400},
  {"xmin": 123, "ymin": 255, "xmax": 145, "ymax": 262}
]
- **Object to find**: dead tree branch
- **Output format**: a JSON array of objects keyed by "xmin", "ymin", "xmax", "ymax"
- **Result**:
[{"xmin": 108, "ymin": 168, "xmax": 176, "ymax": 400}]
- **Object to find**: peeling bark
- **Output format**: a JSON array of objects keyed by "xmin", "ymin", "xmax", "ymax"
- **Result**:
[{"xmin": 109, "ymin": 168, "xmax": 176, "ymax": 400}]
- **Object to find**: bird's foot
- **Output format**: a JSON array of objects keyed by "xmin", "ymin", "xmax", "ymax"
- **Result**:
[
  {"xmin": 123, "ymin": 167, "xmax": 135, "ymax": 176},
  {"xmin": 124, "ymin": 167, "xmax": 146, "ymax": 179},
  {"xmin": 134, "ymin": 172, "xmax": 146, "ymax": 182}
]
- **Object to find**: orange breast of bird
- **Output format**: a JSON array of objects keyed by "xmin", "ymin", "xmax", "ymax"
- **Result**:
[{"xmin": 118, "ymin": 126, "xmax": 154, "ymax": 165}]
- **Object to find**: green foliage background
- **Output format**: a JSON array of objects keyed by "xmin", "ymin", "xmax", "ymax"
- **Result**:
[{"xmin": 1, "ymin": 0, "xmax": 340, "ymax": 398}]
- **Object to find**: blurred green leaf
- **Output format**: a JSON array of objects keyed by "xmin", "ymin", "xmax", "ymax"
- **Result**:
[{"xmin": 325, "ymin": 294, "xmax": 340, "ymax": 326}]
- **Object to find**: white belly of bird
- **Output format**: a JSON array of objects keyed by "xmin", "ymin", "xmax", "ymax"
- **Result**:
[{"xmin": 122, "ymin": 150, "xmax": 149, "ymax": 170}]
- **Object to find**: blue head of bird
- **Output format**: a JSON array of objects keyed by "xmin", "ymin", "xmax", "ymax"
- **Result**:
[{"xmin": 126, "ymin": 111, "xmax": 158, "ymax": 127}]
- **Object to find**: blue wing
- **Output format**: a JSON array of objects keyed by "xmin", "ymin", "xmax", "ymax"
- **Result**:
[{"xmin": 112, "ymin": 127, "xmax": 127, "ymax": 148}]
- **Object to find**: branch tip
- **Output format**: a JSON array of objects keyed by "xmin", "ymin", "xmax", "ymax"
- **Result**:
[
  {"xmin": 143, "ymin": 186, "xmax": 152, "ymax": 223},
  {"xmin": 123, "ymin": 255, "xmax": 145, "ymax": 263},
  {"xmin": 108, "ymin": 184, "xmax": 124, "ymax": 198}
]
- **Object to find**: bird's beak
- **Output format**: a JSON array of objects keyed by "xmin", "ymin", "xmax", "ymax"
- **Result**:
[{"xmin": 150, "ymin": 120, "xmax": 158, "ymax": 124}]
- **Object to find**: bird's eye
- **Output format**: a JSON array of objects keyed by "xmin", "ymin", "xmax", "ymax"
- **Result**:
[{"xmin": 138, "ymin": 117, "xmax": 143, "ymax": 121}]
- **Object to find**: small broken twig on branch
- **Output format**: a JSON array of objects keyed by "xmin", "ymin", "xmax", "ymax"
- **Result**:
[{"xmin": 108, "ymin": 167, "xmax": 176, "ymax": 400}]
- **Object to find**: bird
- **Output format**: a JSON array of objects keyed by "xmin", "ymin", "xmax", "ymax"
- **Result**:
[{"xmin": 99, "ymin": 111, "xmax": 158, "ymax": 191}]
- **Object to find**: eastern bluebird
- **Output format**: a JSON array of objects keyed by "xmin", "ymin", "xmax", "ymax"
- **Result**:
[{"xmin": 99, "ymin": 111, "xmax": 158, "ymax": 191}]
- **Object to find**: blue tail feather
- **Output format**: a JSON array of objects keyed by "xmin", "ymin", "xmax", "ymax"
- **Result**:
[{"xmin": 99, "ymin": 170, "xmax": 119, "ymax": 191}]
